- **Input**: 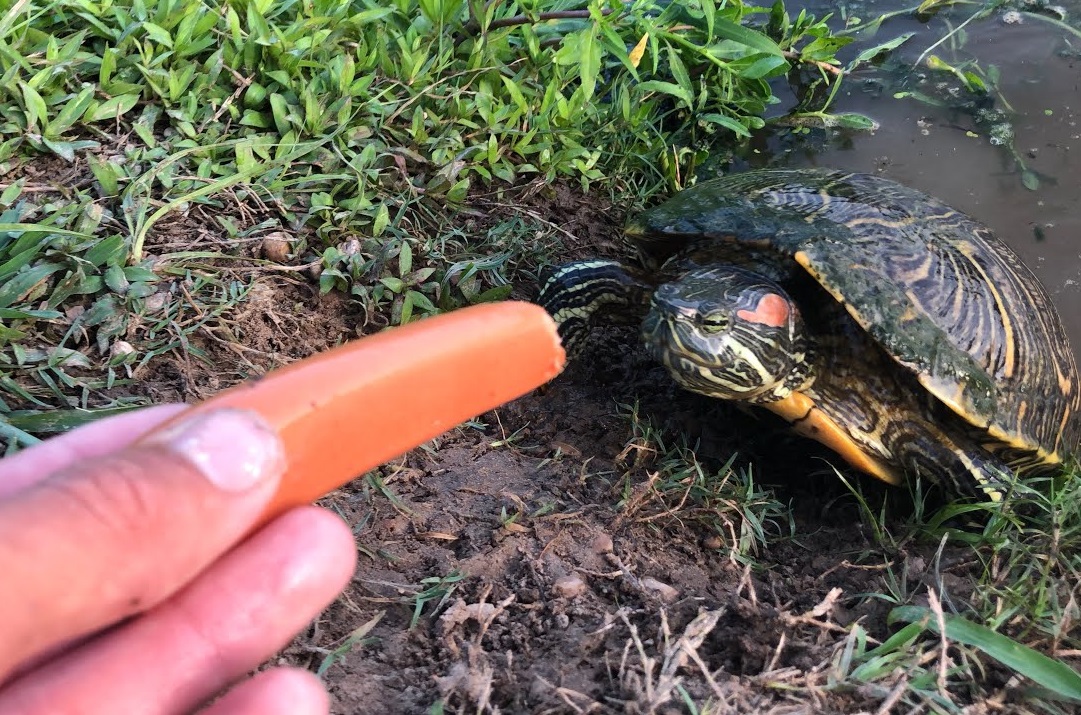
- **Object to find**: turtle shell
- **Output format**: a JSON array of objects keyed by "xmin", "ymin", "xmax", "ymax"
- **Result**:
[{"xmin": 627, "ymin": 168, "xmax": 1081, "ymax": 467}]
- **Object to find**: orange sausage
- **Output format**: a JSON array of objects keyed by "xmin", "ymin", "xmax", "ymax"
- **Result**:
[{"xmin": 145, "ymin": 301, "xmax": 565, "ymax": 528}]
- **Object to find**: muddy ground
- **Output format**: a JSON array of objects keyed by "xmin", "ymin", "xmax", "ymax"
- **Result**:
[{"xmin": 120, "ymin": 186, "xmax": 1021, "ymax": 715}]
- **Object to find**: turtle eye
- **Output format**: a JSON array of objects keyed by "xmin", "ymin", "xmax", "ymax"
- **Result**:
[{"xmin": 699, "ymin": 312, "xmax": 730, "ymax": 333}]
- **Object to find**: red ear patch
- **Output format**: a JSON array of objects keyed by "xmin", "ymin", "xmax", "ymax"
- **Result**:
[{"xmin": 736, "ymin": 293, "xmax": 790, "ymax": 328}]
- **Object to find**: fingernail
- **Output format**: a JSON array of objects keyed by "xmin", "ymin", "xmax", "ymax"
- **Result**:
[{"xmin": 145, "ymin": 409, "xmax": 286, "ymax": 492}]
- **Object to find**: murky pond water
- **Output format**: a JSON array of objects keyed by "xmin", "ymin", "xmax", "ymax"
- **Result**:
[{"xmin": 761, "ymin": 1, "xmax": 1081, "ymax": 360}]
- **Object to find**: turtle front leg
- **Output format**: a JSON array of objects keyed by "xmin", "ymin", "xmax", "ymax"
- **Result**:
[
  {"xmin": 536, "ymin": 260, "xmax": 654, "ymax": 356},
  {"xmin": 884, "ymin": 417, "xmax": 1013, "ymax": 502},
  {"xmin": 803, "ymin": 366, "xmax": 1014, "ymax": 500}
]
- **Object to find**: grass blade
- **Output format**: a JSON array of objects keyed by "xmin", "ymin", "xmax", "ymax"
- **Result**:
[{"xmin": 890, "ymin": 606, "xmax": 1081, "ymax": 701}]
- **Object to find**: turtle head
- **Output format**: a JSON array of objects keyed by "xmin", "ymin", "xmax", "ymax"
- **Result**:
[{"xmin": 641, "ymin": 267, "xmax": 810, "ymax": 402}]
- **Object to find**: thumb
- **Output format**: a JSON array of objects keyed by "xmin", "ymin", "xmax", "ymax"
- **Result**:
[{"xmin": 0, "ymin": 408, "xmax": 285, "ymax": 680}]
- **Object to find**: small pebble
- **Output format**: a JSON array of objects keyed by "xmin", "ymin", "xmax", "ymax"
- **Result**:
[
  {"xmin": 641, "ymin": 577, "xmax": 679, "ymax": 603},
  {"xmin": 550, "ymin": 440, "xmax": 582, "ymax": 458},
  {"xmin": 143, "ymin": 292, "xmax": 168, "ymax": 313},
  {"xmin": 260, "ymin": 232, "xmax": 292, "ymax": 262},
  {"xmin": 553, "ymin": 574, "xmax": 587, "ymax": 599},
  {"xmin": 109, "ymin": 340, "xmax": 135, "ymax": 359},
  {"xmin": 592, "ymin": 533, "xmax": 614, "ymax": 554},
  {"xmin": 703, "ymin": 535, "xmax": 723, "ymax": 550},
  {"xmin": 339, "ymin": 238, "xmax": 362, "ymax": 256}
]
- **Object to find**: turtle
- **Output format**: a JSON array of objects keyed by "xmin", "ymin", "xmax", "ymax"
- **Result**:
[{"xmin": 537, "ymin": 168, "xmax": 1081, "ymax": 499}]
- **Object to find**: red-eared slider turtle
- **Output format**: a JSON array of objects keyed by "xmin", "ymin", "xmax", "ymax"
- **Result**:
[{"xmin": 538, "ymin": 168, "xmax": 1080, "ymax": 499}]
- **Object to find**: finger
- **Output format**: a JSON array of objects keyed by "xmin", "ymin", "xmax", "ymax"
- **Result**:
[
  {"xmin": 0, "ymin": 408, "xmax": 285, "ymax": 678},
  {"xmin": 0, "ymin": 507, "xmax": 356, "ymax": 715},
  {"xmin": 199, "ymin": 669, "xmax": 330, "ymax": 715},
  {"xmin": 0, "ymin": 404, "xmax": 189, "ymax": 499}
]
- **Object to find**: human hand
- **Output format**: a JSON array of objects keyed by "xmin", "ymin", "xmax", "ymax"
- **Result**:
[{"xmin": 0, "ymin": 405, "xmax": 357, "ymax": 714}]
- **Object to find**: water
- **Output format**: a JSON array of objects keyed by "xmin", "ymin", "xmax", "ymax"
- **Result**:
[{"xmin": 756, "ymin": 2, "xmax": 1081, "ymax": 361}]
